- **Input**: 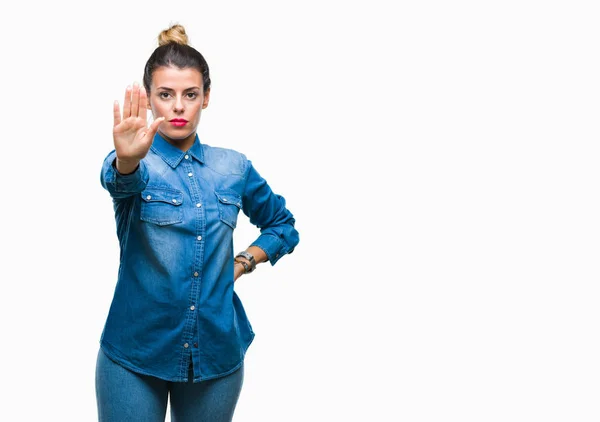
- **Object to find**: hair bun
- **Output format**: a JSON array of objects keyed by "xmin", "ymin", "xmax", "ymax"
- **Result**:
[{"xmin": 158, "ymin": 24, "xmax": 189, "ymax": 46}]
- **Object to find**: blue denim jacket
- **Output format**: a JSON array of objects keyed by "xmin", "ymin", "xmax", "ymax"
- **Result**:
[{"xmin": 99, "ymin": 133, "xmax": 299, "ymax": 382}]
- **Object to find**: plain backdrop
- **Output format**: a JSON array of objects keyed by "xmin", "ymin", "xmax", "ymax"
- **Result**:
[{"xmin": 1, "ymin": 1, "xmax": 599, "ymax": 421}]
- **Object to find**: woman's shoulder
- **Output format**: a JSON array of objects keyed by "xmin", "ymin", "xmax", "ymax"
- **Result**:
[{"xmin": 201, "ymin": 143, "xmax": 249, "ymax": 176}]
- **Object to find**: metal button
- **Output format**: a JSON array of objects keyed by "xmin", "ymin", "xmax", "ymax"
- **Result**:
[
  {"xmin": 197, "ymin": 236, "xmax": 202, "ymax": 241},
  {"xmin": 146, "ymin": 195, "xmax": 152, "ymax": 200},
  {"xmin": 194, "ymin": 272, "xmax": 199, "ymax": 277},
  {"xmin": 184, "ymin": 343, "xmax": 189, "ymax": 348},
  {"xmin": 196, "ymin": 203, "xmax": 202, "ymax": 208},
  {"xmin": 222, "ymin": 198, "xmax": 228, "ymax": 202},
  {"xmin": 172, "ymin": 199, "xmax": 177, "ymax": 203},
  {"xmin": 190, "ymin": 305, "xmax": 195, "ymax": 311},
  {"xmin": 188, "ymin": 172, "xmax": 193, "ymax": 177},
  {"xmin": 184, "ymin": 155, "xmax": 189, "ymax": 159}
]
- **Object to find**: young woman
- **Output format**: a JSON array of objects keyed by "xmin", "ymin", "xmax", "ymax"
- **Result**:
[{"xmin": 95, "ymin": 23, "xmax": 299, "ymax": 422}]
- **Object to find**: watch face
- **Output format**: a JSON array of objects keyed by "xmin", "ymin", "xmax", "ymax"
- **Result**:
[
  {"xmin": 236, "ymin": 252, "xmax": 256, "ymax": 272},
  {"xmin": 238, "ymin": 251, "xmax": 255, "ymax": 263}
]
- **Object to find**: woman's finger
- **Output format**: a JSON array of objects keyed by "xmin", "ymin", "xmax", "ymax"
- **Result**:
[
  {"xmin": 131, "ymin": 83, "xmax": 140, "ymax": 117},
  {"xmin": 139, "ymin": 86, "xmax": 148, "ymax": 124},
  {"xmin": 123, "ymin": 85, "xmax": 132, "ymax": 118},
  {"xmin": 113, "ymin": 101, "xmax": 121, "ymax": 127},
  {"xmin": 146, "ymin": 116, "xmax": 165, "ymax": 140}
]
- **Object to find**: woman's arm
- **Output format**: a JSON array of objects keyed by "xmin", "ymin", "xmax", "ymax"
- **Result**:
[
  {"xmin": 233, "ymin": 246, "xmax": 268, "ymax": 281},
  {"xmin": 101, "ymin": 83, "xmax": 164, "ymax": 199},
  {"xmin": 240, "ymin": 160, "xmax": 300, "ymax": 266}
]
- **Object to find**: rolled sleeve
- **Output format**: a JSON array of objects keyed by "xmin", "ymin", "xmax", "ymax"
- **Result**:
[
  {"xmin": 242, "ymin": 160, "xmax": 299, "ymax": 265},
  {"xmin": 100, "ymin": 151, "xmax": 149, "ymax": 200}
]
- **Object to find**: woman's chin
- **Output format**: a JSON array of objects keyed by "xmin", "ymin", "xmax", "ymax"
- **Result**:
[{"xmin": 159, "ymin": 129, "xmax": 193, "ymax": 142}]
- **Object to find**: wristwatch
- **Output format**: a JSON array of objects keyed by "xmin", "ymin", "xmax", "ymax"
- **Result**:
[
  {"xmin": 235, "ymin": 251, "xmax": 256, "ymax": 273},
  {"xmin": 235, "ymin": 260, "xmax": 250, "ymax": 274}
]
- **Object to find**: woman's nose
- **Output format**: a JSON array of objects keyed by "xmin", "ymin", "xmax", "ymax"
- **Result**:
[{"xmin": 173, "ymin": 97, "xmax": 184, "ymax": 112}]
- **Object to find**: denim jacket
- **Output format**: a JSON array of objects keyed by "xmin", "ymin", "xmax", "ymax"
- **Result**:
[{"xmin": 99, "ymin": 133, "xmax": 299, "ymax": 382}]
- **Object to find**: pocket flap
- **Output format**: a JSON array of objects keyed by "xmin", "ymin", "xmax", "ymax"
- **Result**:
[
  {"xmin": 215, "ymin": 190, "xmax": 242, "ymax": 208},
  {"xmin": 141, "ymin": 187, "xmax": 184, "ymax": 206}
]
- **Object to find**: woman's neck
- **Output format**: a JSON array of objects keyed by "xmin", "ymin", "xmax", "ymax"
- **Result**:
[{"xmin": 160, "ymin": 132, "xmax": 197, "ymax": 152}]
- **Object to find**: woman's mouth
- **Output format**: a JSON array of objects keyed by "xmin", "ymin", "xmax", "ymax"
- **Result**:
[{"xmin": 170, "ymin": 119, "xmax": 188, "ymax": 127}]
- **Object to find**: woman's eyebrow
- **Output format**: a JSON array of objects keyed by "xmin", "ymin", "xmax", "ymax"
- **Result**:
[{"xmin": 156, "ymin": 86, "xmax": 201, "ymax": 91}]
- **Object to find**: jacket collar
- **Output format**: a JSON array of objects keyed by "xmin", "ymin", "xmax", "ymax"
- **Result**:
[{"xmin": 150, "ymin": 132, "xmax": 205, "ymax": 168}]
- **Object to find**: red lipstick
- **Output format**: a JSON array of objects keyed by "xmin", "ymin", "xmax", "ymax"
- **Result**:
[{"xmin": 170, "ymin": 118, "xmax": 188, "ymax": 127}]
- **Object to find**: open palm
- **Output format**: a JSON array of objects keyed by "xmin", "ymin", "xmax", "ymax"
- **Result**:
[{"xmin": 113, "ymin": 83, "xmax": 164, "ymax": 162}]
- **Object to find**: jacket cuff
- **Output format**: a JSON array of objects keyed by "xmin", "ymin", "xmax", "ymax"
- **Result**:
[
  {"xmin": 251, "ymin": 234, "xmax": 290, "ymax": 265},
  {"xmin": 106, "ymin": 158, "xmax": 148, "ymax": 193}
]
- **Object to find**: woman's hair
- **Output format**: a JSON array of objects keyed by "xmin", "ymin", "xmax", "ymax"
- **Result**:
[{"xmin": 143, "ymin": 24, "xmax": 211, "ymax": 94}]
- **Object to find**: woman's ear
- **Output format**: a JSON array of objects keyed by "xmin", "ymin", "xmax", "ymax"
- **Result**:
[{"xmin": 202, "ymin": 89, "xmax": 211, "ymax": 109}]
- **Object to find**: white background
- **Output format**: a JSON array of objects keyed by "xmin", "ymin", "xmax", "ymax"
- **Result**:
[{"xmin": 1, "ymin": 1, "xmax": 599, "ymax": 421}]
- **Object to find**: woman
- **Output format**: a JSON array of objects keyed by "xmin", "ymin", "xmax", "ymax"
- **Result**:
[{"xmin": 95, "ymin": 24, "xmax": 299, "ymax": 422}]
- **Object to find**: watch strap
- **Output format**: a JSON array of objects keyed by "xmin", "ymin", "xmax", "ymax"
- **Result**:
[
  {"xmin": 235, "ymin": 251, "xmax": 256, "ymax": 273},
  {"xmin": 235, "ymin": 260, "xmax": 250, "ymax": 274}
]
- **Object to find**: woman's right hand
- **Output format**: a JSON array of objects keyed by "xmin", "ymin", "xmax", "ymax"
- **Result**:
[{"xmin": 113, "ymin": 82, "xmax": 164, "ymax": 172}]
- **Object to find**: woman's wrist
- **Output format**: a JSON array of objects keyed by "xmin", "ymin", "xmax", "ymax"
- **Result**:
[
  {"xmin": 235, "ymin": 260, "xmax": 250, "ymax": 274},
  {"xmin": 115, "ymin": 158, "xmax": 141, "ymax": 175}
]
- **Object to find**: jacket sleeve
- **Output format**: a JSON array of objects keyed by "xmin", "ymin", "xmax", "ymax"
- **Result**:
[
  {"xmin": 100, "ymin": 150, "xmax": 149, "ymax": 200},
  {"xmin": 241, "ymin": 160, "xmax": 299, "ymax": 265}
]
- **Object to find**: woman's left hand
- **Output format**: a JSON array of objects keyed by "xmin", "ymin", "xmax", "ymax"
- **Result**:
[{"xmin": 233, "ymin": 262, "xmax": 244, "ymax": 282}]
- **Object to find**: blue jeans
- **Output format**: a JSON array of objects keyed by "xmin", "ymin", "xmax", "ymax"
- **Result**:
[{"xmin": 95, "ymin": 348, "xmax": 244, "ymax": 422}]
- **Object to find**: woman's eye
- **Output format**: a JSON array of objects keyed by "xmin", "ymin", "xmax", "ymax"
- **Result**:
[
  {"xmin": 159, "ymin": 92, "xmax": 171, "ymax": 99},
  {"xmin": 186, "ymin": 92, "xmax": 198, "ymax": 99}
]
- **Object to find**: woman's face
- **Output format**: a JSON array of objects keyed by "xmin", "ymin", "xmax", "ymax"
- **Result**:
[{"xmin": 147, "ymin": 66, "xmax": 209, "ymax": 147}]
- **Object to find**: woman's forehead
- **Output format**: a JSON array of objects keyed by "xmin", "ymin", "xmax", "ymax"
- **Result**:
[{"xmin": 152, "ymin": 66, "xmax": 203, "ymax": 88}]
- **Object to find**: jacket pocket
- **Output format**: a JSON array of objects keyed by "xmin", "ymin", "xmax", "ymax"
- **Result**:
[
  {"xmin": 140, "ymin": 187, "xmax": 184, "ymax": 226},
  {"xmin": 215, "ymin": 190, "xmax": 242, "ymax": 229}
]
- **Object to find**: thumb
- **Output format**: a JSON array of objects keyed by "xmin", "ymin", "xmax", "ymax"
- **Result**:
[{"xmin": 147, "ymin": 117, "xmax": 165, "ymax": 138}]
